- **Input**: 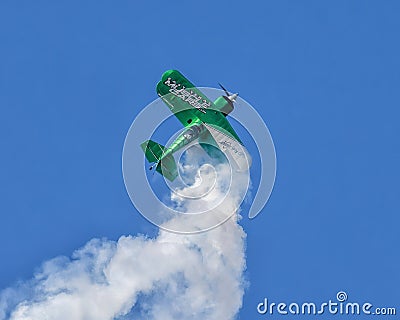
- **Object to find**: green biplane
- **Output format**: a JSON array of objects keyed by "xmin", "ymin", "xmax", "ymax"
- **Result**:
[{"xmin": 141, "ymin": 70, "xmax": 251, "ymax": 181}]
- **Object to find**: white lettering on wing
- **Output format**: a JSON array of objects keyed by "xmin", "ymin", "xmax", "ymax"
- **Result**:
[
  {"xmin": 164, "ymin": 77, "xmax": 208, "ymax": 114},
  {"xmin": 219, "ymin": 140, "xmax": 244, "ymax": 156}
]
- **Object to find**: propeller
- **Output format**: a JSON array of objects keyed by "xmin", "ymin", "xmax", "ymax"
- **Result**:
[
  {"xmin": 218, "ymin": 83, "xmax": 238, "ymax": 103},
  {"xmin": 218, "ymin": 83, "xmax": 231, "ymax": 97}
]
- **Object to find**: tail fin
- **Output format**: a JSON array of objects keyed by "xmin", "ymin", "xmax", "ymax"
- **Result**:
[{"xmin": 140, "ymin": 140, "xmax": 178, "ymax": 181}]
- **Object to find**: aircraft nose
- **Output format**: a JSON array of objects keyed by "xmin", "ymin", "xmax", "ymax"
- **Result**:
[{"xmin": 228, "ymin": 93, "xmax": 238, "ymax": 102}]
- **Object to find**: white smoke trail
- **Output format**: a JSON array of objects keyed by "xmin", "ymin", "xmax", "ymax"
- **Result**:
[{"xmin": 0, "ymin": 162, "xmax": 248, "ymax": 320}]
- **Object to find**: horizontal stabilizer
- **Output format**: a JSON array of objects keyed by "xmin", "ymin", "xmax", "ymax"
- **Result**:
[
  {"xmin": 140, "ymin": 140, "xmax": 165, "ymax": 163},
  {"xmin": 141, "ymin": 140, "xmax": 178, "ymax": 181}
]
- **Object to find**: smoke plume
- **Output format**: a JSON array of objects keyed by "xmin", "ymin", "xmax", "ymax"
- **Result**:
[{"xmin": 0, "ymin": 161, "xmax": 248, "ymax": 320}]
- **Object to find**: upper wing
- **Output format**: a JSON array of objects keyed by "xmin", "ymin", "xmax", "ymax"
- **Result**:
[
  {"xmin": 156, "ymin": 70, "xmax": 242, "ymax": 143},
  {"xmin": 156, "ymin": 70, "xmax": 202, "ymax": 128}
]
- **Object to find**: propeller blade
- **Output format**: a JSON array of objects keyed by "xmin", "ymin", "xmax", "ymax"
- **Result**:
[{"xmin": 218, "ymin": 83, "xmax": 230, "ymax": 97}]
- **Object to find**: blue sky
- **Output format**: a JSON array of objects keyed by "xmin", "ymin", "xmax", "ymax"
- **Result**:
[{"xmin": 1, "ymin": 1, "xmax": 399, "ymax": 319}]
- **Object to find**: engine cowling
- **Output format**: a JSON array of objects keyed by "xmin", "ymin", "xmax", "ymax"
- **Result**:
[{"xmin": 213, "ymin": 96, "xmax": 234, "ymax": 116}]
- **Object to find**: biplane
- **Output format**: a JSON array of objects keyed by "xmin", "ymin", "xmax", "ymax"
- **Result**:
[{"xmin": 141, "ymin": 70, "xmax": 251, "ymax": 181}]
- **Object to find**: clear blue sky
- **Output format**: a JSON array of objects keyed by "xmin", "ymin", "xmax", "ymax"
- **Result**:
[{"xmin": 0, "ymin": 1, "xmax": 399, "ymax": 318}]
